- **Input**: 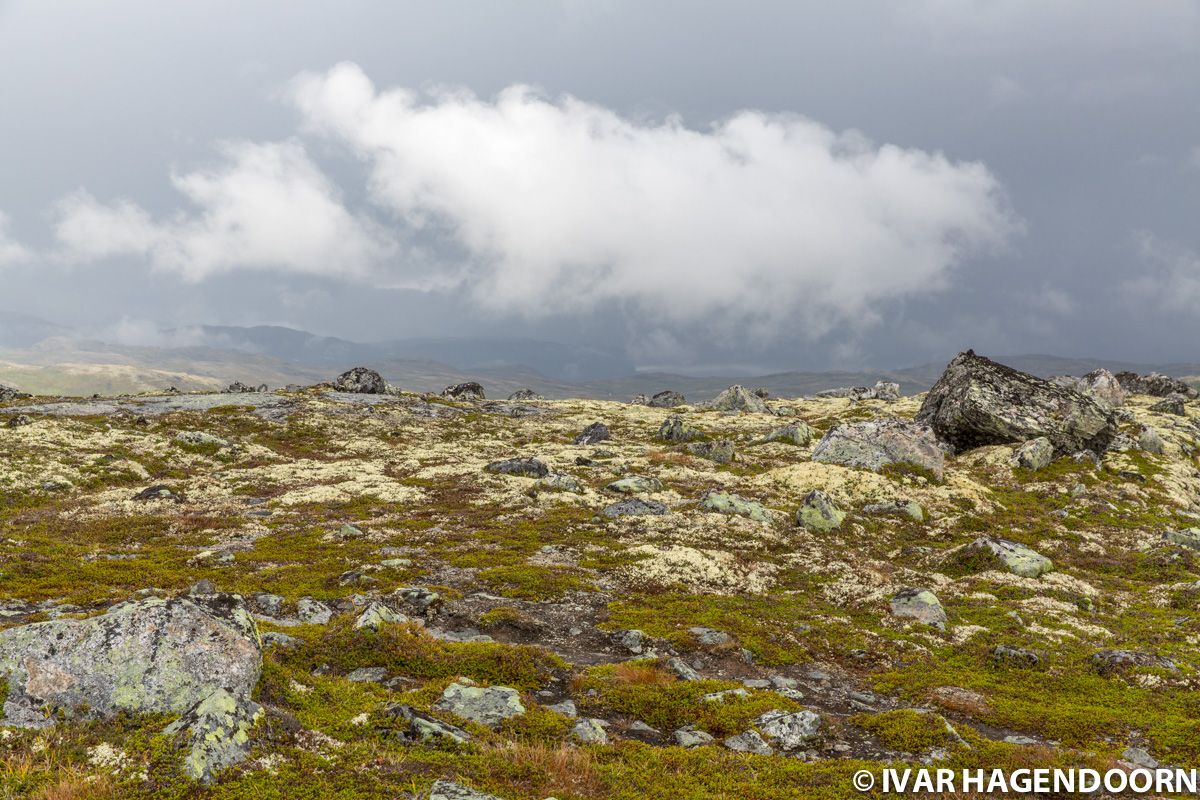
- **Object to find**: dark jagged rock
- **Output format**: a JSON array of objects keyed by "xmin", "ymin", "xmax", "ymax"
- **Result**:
[
  {"xmin": 1091, "ymin": 649, "xmax": 1177, "ymax": 675},
  {"xmin": 443, "ymin": 382, "xmax": 486, "ymax": 401},
  {"xmin": 332, "ymin": 367, "xmax": 386, "ymax": 394},
  {"xmin": 679, "ymin": 439, "xmax": 736, "ymax": 464},
  {"xmin": 658, "ymin": 414, "xmax": 704, "ymax": 443},
  {"xmin": 648, "ymin": 390, "xmax": 686, "ymax": 408},
  {"xmin": 1149, "ymin": 394, "xmax": 1188, "ymax": 416},
  {"xmin": 133, "ymin": 484, "xmax": 181, "ymax": 502},
  {"xmin": 0, "ymin": 384, "xmax": 30, "ymax": 402},
  {"xmin": 1115, "ymin": 371, "xmax": 1197, "ymax": 399},
  {"xmin": 574, "ymin": 421, "xmax": 611, "ymax": 445},
  {"xmin": 507, "ymin": 388, "xmax": 543, "ymax": 401},
  {"xmin": 602, "ymin": 498, "xmax": 668, "ymax": 518},
  {"xmin": 916, "ymin": 351, "xmax": 1117, "ymax": 455},
  {"xmin": 483, "ymin": 457, "xmax": 549, "ymax": 478}
]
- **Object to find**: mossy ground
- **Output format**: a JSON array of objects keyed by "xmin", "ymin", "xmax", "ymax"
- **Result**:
[{"xmin": 1, "ymin": 390, "xmax": 1199, "ymax": 797}]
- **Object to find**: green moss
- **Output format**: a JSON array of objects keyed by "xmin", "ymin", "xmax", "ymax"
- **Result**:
[
  {"xmin": 852, "ymin": 709, "xmax": 955, "ymax": 752},
  {"xmin": 477, "ymin": 565, "xmax": 594, "ymax": 601}
]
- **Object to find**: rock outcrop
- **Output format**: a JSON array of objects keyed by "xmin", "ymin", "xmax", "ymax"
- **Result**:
[
  {"xmin": 0, "ymin": 594, "xmax": 261, "ymax": 728},
  {"xmin": 811, "ymin": 419, "xmax": 945, "ymax": 479},
  {"xmin": 443, "ymin": 382, "xmax": 486, "ymax": 401},
  {"xmin": 916, "ymin": 351, "xmax": 1117, "ymax": 455},
  {"xmin": 1115, "ymin": 371, "xmax": 1197, "ymax": 398},
  {"xmin": 706, "ymin": 385, "xmax": 771, "ymax": 414},
  {"xmin": 332, "ymin": 367, "xmax": 387, "ymax": 394}
]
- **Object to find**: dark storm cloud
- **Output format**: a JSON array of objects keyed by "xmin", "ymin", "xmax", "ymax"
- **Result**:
[{"xmin": 1, "ymin": 1, "xmax": 1198, "ymax": 370}]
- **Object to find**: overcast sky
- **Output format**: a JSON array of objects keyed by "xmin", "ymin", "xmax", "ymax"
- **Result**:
[{"xmin": 1, "ymin": 1, "xmax": 1199, "ymax": 372}]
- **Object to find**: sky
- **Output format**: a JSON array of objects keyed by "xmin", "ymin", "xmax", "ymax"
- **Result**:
[{"xmin": 1, "ymin": 1, "xmax": 1199, "ymax": 373}]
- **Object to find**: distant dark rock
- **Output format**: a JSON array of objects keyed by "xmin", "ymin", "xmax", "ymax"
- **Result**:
[
  {"xmin": 133, "ymin": 485, "xmax": 181, "ymax": 502},
  {"xmin": 6, "ymin": 414, "xmax": 32, "ymax": 428},
  {"xmin": 992, "ymin": 645, "xmax": 1043, "ymax": 669},
  {"xmin": 225, "ymin": 382, "xmax": 268, "ymax": 394},
  {"xmin": 574, "ymin": 421, "xmax": 611, "ymax": 445},
  {"xmin": 658, "ymin": 414, "xmax": 705, "ymax": 443},
  {"xmin": 484, "ymin": 457, "xmax": 549, "ymax": 478},
  {"xmin": 679, "ymin": 439, "xmax": 736, "ymax": 464},
  {"xmin": 816, "ymin": 381, "xmax": 900, "ymax": 402},
  {"xmin": 1115, "ymin": 371, "xmax": 1197, "ymax": 399},
  {"xmin": 443, "ymin": 382, "xmax": 485, "ymax": 401},
  {"xmin": 332, "ymin": 367, "xmax": 386, "ymax": 394},
  {"xmin": 1149, "ymin": 394, "xmax": 1188, "ymax": 416},
  {"xmin": 648, "ymin": 390, "xmax": 686, "ymax": 408},
  {"xmin": 916, "ymin": 350, "xmax": 1117, "ymax": 455},
  {"xmin": 0, "ymin": 384, "xmax": 30, "ymax": 402},
  {"xmin": 1091, "ymin": 649, "xmax": 1177, "ymax": 675},
  {"xmin": 507, "ymin": 388, "xmax": 543, "ymax": 401}
]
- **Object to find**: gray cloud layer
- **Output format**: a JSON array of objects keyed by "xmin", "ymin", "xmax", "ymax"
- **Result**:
[{"xmin": 1, "ymin": 1, "xmax": 1198, "ymax": 371}]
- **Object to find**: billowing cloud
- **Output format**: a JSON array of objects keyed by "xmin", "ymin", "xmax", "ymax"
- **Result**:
[
  {"xmin": 1127, "ymin": 231, "xmax": 1200, "ymax": 312},
  {"xmin": 54, "ymin": 139, "xmax": 396, "ymax": 281},
  {"xmin": 289, "ymin": 63, "xmax": 1019, "ymax": 339},
  {"xmin": 0, "ymin": 211, "xmax": 31, "ymax": 267}
]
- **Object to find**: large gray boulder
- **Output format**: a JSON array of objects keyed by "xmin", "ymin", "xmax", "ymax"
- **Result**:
[
  {"xmin": 0, "ymin": 384, "xmax": 25, "ymax": 402},
  {"xmin": 0, "ymin": 595, "xmax": 261, "ymax": 727},
  {"xmin": 916, "ymin": 351, "xmax": 1117, "ymax": 455},
  {"xmin": 811, "ymin": 419, "xmax": 945, "ymax": 479},
  {"xmin": 443, "ymin": 382, "xmax": 486, "ymax": 401},
  {"xmin": 648, "ymin": 390, "xmax": 686, "ymax": 408},
  {"xmin": 706, "ymin": 385, "xmax": 771, "ymax": 414},
  {"xmin": 332, "ymin": 366, "xmax": 387, "ymax": 394},
  {"xmin": 1115, "ymin": 371, "xmax": 1197, "ymax": 399},
  {"xmin": 434, "ymin": 681, "xmax": 525, "ymax": 728}
]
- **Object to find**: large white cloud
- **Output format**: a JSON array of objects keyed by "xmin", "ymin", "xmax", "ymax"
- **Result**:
[
  {"xmin": 54, "ymin": 139, "xmax": 396, "ymax": 281},
  {"xmin": 0, "ymin": 211, "xmax": 31, "ymax": 267},
  {"xmin": 289, "ymin": 63, "xmax": 1019, "ymax": 339}
]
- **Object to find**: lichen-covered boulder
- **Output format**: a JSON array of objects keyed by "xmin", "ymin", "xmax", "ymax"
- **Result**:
[
  {"xmin": 699, "ymin": 491, "xmax": 771, "ymax": 523},
  {"xmin": 605, "ymin": 475, "xmax": 662, "ymax": 494},
  {"xmin": 658, "ymin": 414, "xmax": 705, "ymax": 443},
  {"xmin": 163, "ymin": 688, "xmax": 263, "ymax": 783},
  {"xmin": 429, "ymin": 780, "xmax": 502, "ymax": 800},
  {"xmin": 757, "ymin": 709, "xmax": 821, "ymax": 750},
  {"xmin": 916, "ymin": 351, "xmax": 1117, "ymax": 455},
  {"xmin": 443, "ymin": 382, "xmax": 485, "ymax": 401},
  {"xmin": 434, "ymin": 681, "xmax": 526, "ymax": 728},
  {"xmin": 1115, "ymin": 371, "xmax": 1197, "ymax": 398},
  {"xmin": 755, "ymin": 421, "xmax": 814, "ymax": 446},
  {"xmin": 333, "ymin": 367, "xmax": 386, "ymax": 394},
  {"xmin": 1013, "ymin": 437, "xmax": 1054, "ymax": 470},
  {"xmin": 795, "ymin": 490, "xmax": 845, "ymax": 532},
  {"xmin": 1150, "ymin": 394, "xmax": 1188, "ymax": 416},
  {"xmin": 890, "ymin": 588, "xmax": 946, "ymax": 630},
  {"xmin": 354, "ymin": 602, "xmax": 411, "ymax": 631},
  {"xmin": 507, "ymin": 388, "xmax": 542, "ymax": 401},
  {"xmin": 812, "ymin": 419, "xmax": 944, "ymax": 479},
  {"xmin": 966, "ymin": 537, "xmax": 1053, "ymax": 578},
  {"xmin": 706, "ymin": 385, "xmax": 771, "ymax": 414},
  {"xmin": 0, "ymin": 594, "xmax": 261, "ymax": 727},
  {"xmin": 602, "ymin": 498, "xmax": 668, "ymax": 518},
  {"xmin": 679, "ymin": 439, "xmax": 736, "ymax": 464}
]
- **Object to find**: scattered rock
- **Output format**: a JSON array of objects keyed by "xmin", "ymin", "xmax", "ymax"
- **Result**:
[
  {"xmin": 175, "ymin": 430, "xmax": 231, "ymax": 449},
  {"xmin": 507, "ymin": 389, "xmax": 543, "ymax": 401},
  {"xmin": 297, "ymin": 598, "xmax": 333, "ymax": 625},
  {"xmin": 574, "ymin": 421, "xmax": 610, "ymax": 445},
  {"xmin": 965, "ymin": 537, "xmax": 1053, "ymax": 578},
  {"xmin": 354, "ymin": 602, "xmax": 410, "ymax": 631},
  {"xmin": 757, "ymin": 709, "xmax": 821, "ymax": 750},
  {"xmin": 818, "ymin": 381, "xmax": 901, "ymax": 402},
  {"xmin": 1150, "ymin": 394, "xmax": 1188, "ymax": 416},
  {"xmin": 1164, "ymin": 528, "xmax": 1200, "ymax": 550},
  {"xmin": 667, "ymin": 657, "xmax": 702, "ymax": 681},
  {"xmin": 1122, "ymin": 746, "xmax": 1159, "ymax": 769},
  {"xmin": 658, "ymin": 414, "xmax": 705, "ymax": 443},
  {"xmin": 811, "ymin": 419, "xmax": 944, "ymax": 479},
  {"xmin": 0, "ymin": 384, "xmax": 26, "ymax": 402},
  {"xmin": 673, "ymin": 726, "xmax": 715, "ymax": 747},
  {"xmin": 796, "ymin": 489, "xmax": 845, "ymax": 532},
  {"xmin": 755, "ymin": 421, "xmax": 814, "ymax": 446},
  {"xmin": 570, "ymin": 718, "xmax": 609, "ymax": 744},
  {"xmin": 698, "ymin": 491, "xmax": 772, "ymax": 523},
  {"xmin": 333, "ymin": 367, "xmax": 386, "ymax": 394},
  {"xmin": 381, "ymin": 703, "xmax": 471, "ymax": 745},
  {"xmin": 679, "ymin": 439, "xmax": 736, "ymax": 464},
  {"xmin": 1091, "ymin": 649, "xmax": 1177, "ymax": 675},
  {"xmin": 917, "ymin": 351, "xmax": 1117, "ymax": 455},
  {"xmin": 163, "ymin": 688, "xmax": 263, "ymax": 783},
  {"xmin": 1115, "ymin": 371, "xmax": 1197, "ymax": 398},
  {"xmin": 132, "ymin": 484, "xmax": 180, "ymax": 502},
  {"xmin": 605, "ymin": 475, "xmax": 662, "ymax": 494},
  {"xmin": 536, "ymin": 473, "xmax": 582, "ymax": 493},
  {"xmin": 689, "ymin": 626, "xmax": 732, "ymax": 647},
  {"xmin": 1013, "ymin": 437, "xmax": 1054, "ymax": 470},
  {"xmin": 890, "ymin": 588, "xmax": 947, "ymax": 630},
  {"xmin": 428, "ymin": 780, "xmax": 502, "ymax": 800},
  {"xmin": 1139, "ymin": 425, "xmax": 1165, "ymax": 455},
  {"xmin": 648, "ymin": 390, "xmax": 686, "ymax": 408},
  {"xmin": 547, "ymin": 699, "xmax": 578, "ymax": 717},
  {"xmin": 992, "ymin": 644, "xmax": 1042, "ymax": 669},
  {"xmin": 706, "ymin": 385, "xmax": 771, "ymax": 414},
  {"xmin": 724, "ymin": 730, "xmax": 773, "ymax": 755},
  {"xmin": 484, "ymin": 457, "xmax": 549, "ymax": 478},
  {"xmin": 0, "ymin": 595, "xmax": 261, "ymax": 727},
  {"xmin": 435, "ymin": 681, "xmax": 526, "ymax": 728},
  {"xmin": 5, "ymin": 414, "xmax": 32, "ymax": 428},
  {"xmin": 860, "ymin": 500, "xmax": 924, "ymax": 523},
  {"xmin": 443, "ymin": 382, "xmax": 486, "ymax": 401}
]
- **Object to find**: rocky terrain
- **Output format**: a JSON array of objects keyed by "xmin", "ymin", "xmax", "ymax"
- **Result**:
[{"xmin": 1, "ymin": 352, "xmax": 1199, "ymax": 798}]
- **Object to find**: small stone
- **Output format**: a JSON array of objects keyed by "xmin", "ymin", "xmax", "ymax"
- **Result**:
[
  {"xmin": 618, "ymin": 629, "xmax": 646, "ymax": 654},
  {"xmin": 667, "ymin": 657, "xmax": 701, "ymax": 681},
  {"xmin": 890, "ymin": 588, "xmax": 947, "ymax": 630},
  {"xmin": 354, "ymin": 602, "xmax": 410, "ymax": 631},
  {"xmin": 673, "ymin": 726, "xmax": 715, "ymax": 747},
  {"xmin": 546, "ymin": 700, "xmax": 578, "ymax": 717},
  {"xmin": 757, "ymin": 709, "xmax": 821, "ymax": 750},
  {"xmin": 698, "ymin": 491, "xmax": 772, "ymax": 523},
  {"xmin": 702, "ymin": 688, "xmax": 750, "ymax": 703},
  {"xmin": 296, "ymin": 598, "xmax": 333, "ymax": 625},
  {"xmin": 345, "ymin": 666, "xmax": 389, "ymax": 683},
  {"xmin": 602, "ymin": 498, "xmax": 668, "ymax": 518},
  {"xmin": 724, "ymin": 730, "xmax": 773, "ymax": 755},
  {"xmin": 605, "ymin": 475, "xmax": 662, "ymax": 494},
  {"xmin": 1013, "ymin": 437, "xmax": 1054, "ymax": 470},
  {"xmin": 796, "ymin": 490, "xmax": 845, "ymax": 532},
  {"xmin": 966, "ymin": 537, "xmax": 1053, "ymax": 578},
  {"xmin": 570, "ymin": 718, "xmax": 609, "ymax": 744},
  {"xmin": 484, "ymin": 457, "xmax": 549, "ymax": 478},
  {"xmin": 435, "ymin": 681, "xmax": 526, "ymax": 728},
  {"xmin": 428, "ymin": 780, "xmax": 502, "ymax": 800},
  {"xmin": 574, "ymin": 422, "xmax": 610, "ymax": 445},
  {"xmin": 689, "ymin": 626, "xmax": 732, "ymax": 646}
]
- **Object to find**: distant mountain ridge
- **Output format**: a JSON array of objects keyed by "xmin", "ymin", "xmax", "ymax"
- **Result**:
[{"xmin": 0, "ymin": 314, "xmax": 1197, "ymax": 399}]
